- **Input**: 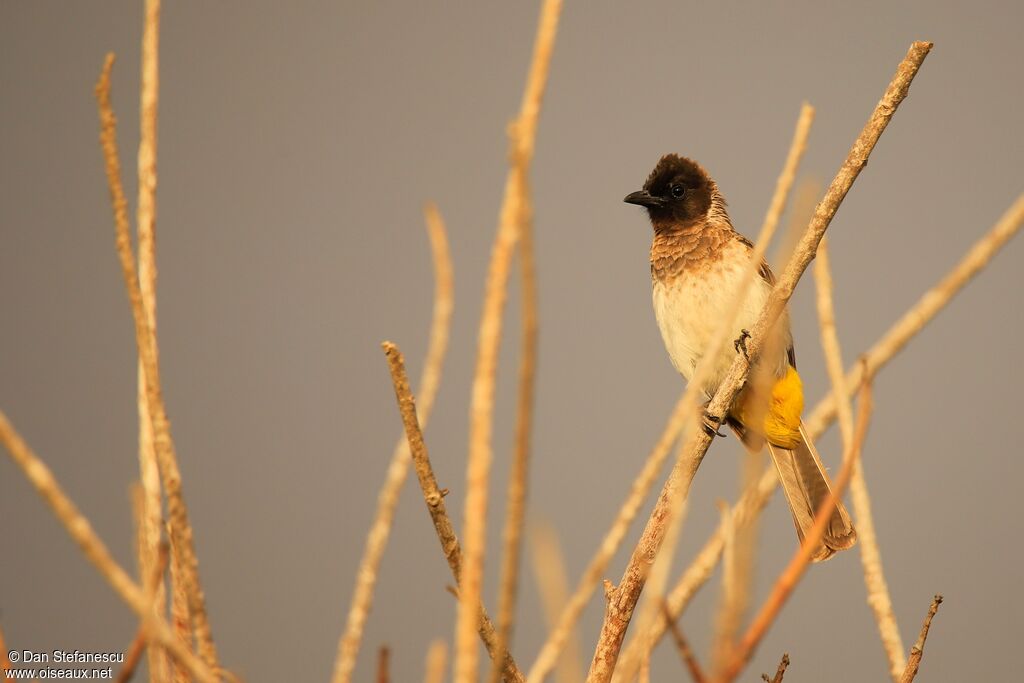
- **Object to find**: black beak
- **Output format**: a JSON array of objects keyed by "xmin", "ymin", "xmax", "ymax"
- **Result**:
[{"xmin": 623, "ymin": 190, "xmax": 663, "ymax": 208}]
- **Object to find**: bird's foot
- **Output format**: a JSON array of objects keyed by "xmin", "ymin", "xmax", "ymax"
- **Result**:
[
  {"xmin": 702, "ymin": 411, "xmax": 726, "ymax": 438},
  {"xmin": 734, "ymin": 329, "xmax": 751, "ymax": 360}
]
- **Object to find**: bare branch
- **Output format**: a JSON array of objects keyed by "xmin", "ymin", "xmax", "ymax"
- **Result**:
[
  {"xmin": 899, "ymin": 595, "xmax": 943, "ymax": 683},
  {"xmin": 661, "ymin": 603, "xmax": 707, "ymax": 683},
  {"xmin": 760, "ymin": 654, "xmax": 789, "ymax": 683},
  {"xmin": 381, "ymin": 343, "xmax": 526, "ymax": 683},
  {"xmin": 460, "ymin": 0, "xmax": 562, "ymax": 680},
  {"xmin": 0, "ymin": 410, "xmax": 218, "ymax": 683},
  {"xmin": 332, "ymin": 203, "xmax": 454, "ymax": 683},
  {"xmin": 95, "ymin": 53, "xmax": 220, "ymax": 671},
  {"xmin": 814, "ymin": 238, "xmax": 906, "ymax": 679},
  {"xmin": 424, "ymin": 641, "xmax": 449, "ymax": 683}
]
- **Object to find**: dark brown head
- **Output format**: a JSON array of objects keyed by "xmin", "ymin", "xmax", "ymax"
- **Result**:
[{"xmin": 624, "ymin": 154, "xmax": 716, "ymax": 228}]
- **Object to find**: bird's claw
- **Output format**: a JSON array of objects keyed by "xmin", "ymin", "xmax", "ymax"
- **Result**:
[
  {"xmin": 702, "ymin": 411, "xmax": 726, "ymax": 438},
  {"xmin": 734, "ymin": 329, "xmax": 751, "ymax": 359}
]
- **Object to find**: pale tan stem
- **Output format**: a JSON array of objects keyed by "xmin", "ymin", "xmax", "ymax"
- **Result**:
[
  {"xmin": 490, "ymin": 168, "xmax": 540, "ymax": 683},
  {"xmin": 621, "ymin": 188, "xmax": 1024, "ymax": 665},
  {"xmin": 717, "ymin": 380, "xmax": 874, "ymax": 682},
  {"xmin": 115, "ymin": 540, "xmax": 169, "ymax": 683},
  {"xmin": 460, "ymin": 1, "xmax": 562, "ymax": 681},
  {"xmin": 95, "ymin": 53, "xmax": 220, "ymax": 671},
  {"xmin": 585, "ymin": 42, "xmax": 930, "ymax": 683},
  {"xmin": 134, "ymin": 3, "xmax": 167, "ymax": 680},
  {"xmin": 528, "ymin": 522, "xmax": 585, "ymax": 683},
  {"xmin": 529, "ymin": 102, "xmax": 814, "ymax": 683},
  {"xmin": 382, "ymin": 343, "xmax": 526, "ymax": 683},
  {"xmin": 0, "ymin": 410, "xmax": 218, "ymax": 683},
  {"xmin": 332, "ymin": 203, "xmax": 454, "ymax": 683},
  {"xmin": 898, "ymin": 595, "xmax": 943, "ymax": 683},
  {"xmin": 424, "ymin": 641, "xmax": 449, "ymax": 683},
  {"xmin": 814, "ymin": 239, "xmax": 906, "ymax": 679},
  {"xmin": 167, "ymin": 524, "xmax": 193, "ymax": 683}
]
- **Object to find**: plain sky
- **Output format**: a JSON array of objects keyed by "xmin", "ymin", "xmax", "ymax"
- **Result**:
[{"xmin": 2, "ymin": 2, "xmax": 1023, "ymax": 681}]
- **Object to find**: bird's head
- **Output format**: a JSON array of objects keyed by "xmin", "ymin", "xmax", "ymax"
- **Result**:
[{"xmin": 624, "ymin": 154, "xmax": 715, "ymax": 228}]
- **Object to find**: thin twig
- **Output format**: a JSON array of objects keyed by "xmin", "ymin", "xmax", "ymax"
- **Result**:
[
  {"xmin": 134, "ymin": 2, "xmax": 167, "ymax": 680},
  {"xmin": 529, "ymin": 102, "xmax": 814, "ymax": 683},
  {"xmin": 424, "ymin": 641, "xmax": 449, "ymax": 683},
  {"xmin": 0, "ymin": 410, "xmax": 219, "ymax": 683},
  {"xmin": 332, "ymin": 203, "xmax": 454, "ymax": 683},
  {"xmin": 95, "ymin": 53, "xmax": 220, "ymax": 672},
  {"xmin": 586, "ymin": 43, "xmax": 931, "ymax": 683},
  {"xmin": 620, "ymin": 188, "xmax": 1024, "ymax": 663},
  {"xmin": 717, "ymin": 378, "xmax": 874, "ymax": 682},
  {"xmin": 814, "ymin": 238, "xmax": 906, "ymax": 679},
  {"xmin": 167, "ymin": 524, "xmax": 193, "ymax": 683},
  {"xmin": 760, "ymin": 654, "xmax": 789, "ymax": 683},
  {"xmin": 382, "ymin": 343, "xmax": 526, "ymax": 683},
  {"xmin": 460, "ymin": 1, "xmax": 562, "ymax": 681},
  {"xmin": 378, "ymin": 646, "xmax": 391, "ymax": 683},
  {"xmin": 528, "ymin": 521, "xmax": 585, "ymax": 683},
  {"xmin": 115, "ymin": 541, "xmax": 170, "ymax": 683},
  {"xmin": 899, "ymin": 595, "xmax": 943, "ymax": 683},
  {"xmin": 661, "ymin": 603, "xmax": 707, "ymax": 683},
  {"xmin": 490, "ymin": 171, "xmax": 541, "ymax": 683}
]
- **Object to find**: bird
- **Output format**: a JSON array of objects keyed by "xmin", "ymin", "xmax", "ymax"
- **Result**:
[{"xmin": 624, "ymin": 153, "xmax": 856, "ymax": 561}]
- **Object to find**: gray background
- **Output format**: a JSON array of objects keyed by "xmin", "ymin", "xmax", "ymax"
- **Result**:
[{"xmin": 2, "ymin": 2, "xmax": 1022, "ymax": 681}]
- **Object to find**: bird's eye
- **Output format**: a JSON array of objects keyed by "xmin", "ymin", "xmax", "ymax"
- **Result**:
[{"xmin": 670, "ymin": 184, "xmax": 685, "ymax": 198}]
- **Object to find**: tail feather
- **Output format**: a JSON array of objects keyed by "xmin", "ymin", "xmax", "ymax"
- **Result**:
[{"xmin": 766, "ymin": 424, "xmax": 856, "ymax": 562}]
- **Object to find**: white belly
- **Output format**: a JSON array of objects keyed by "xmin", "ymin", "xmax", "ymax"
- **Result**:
[{"xmin": 652, "ymin": 261, "xmax": 789, "ymax": 395}]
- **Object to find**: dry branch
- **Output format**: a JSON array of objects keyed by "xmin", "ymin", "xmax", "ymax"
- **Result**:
[
  {"xmin": 529, "ymin": 522, "xmax": 585, "ymax": 683},
  {"xmin": 0, "ymin": 410, "xmax": 219, "ymax": 683},
  {"xmin": 717, "ymin": 378, "xmax": 875, "ymax": 682},
  {"xmin": 115, "ymin": 540, "xmax": 169, "ymax": 683},
  {"xmin": 585, "ymin": 43, "xmax": 931, "ymax": 683},
  {"xmin": 761, "ymin": 654, "xmax": 789, "ymax": 683},
  {"xmin": 491, "ymin": 173, "xmax": 541, "ymax": 683},
  {"xmin": 134, "ymin": 4, "xmax": 167, "ymax": 680},
  {"xmin": 95, "ymin": 53, "xmax": 220, "ymax": 671},
  {"xmin": 814, "ymin": 239, "xmax": 905, "ymax": 679},
  {"xmin": 620, "ymin": 188, "xmax": 1024, "ymax": 664},
  {"xmin": 382, "ymin": 343, "xmax": 526, "ymax": 683},
  {"xmin": 528, "ymin": 102, "xmax": 814, "ymax": 683},
  {"xmin": 899, "ymin": 595, "xmax": 943, "ymax": 683},
  {"xmin": 377, "ymin": 646, "xmax": 391, "ymax": 683},
  {"xmin": 332, "ymin": 203, "xmax": 454, "ymax": 683},
  {"xmin": 661, "ymin": 603, "xmax": 707, "ymax": 683},
  {"xmin": 424, "ymin": 641, "xmax": 449, "ymax": 683},
  {"xmin": 460, "ymin": 0, "xmax": 562, "ymax": 681}
]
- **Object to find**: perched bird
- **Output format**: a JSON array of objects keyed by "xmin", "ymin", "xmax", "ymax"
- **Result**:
[{"xmin": 624, "ymin": 154, "xmax": 856, "ymax": 561}]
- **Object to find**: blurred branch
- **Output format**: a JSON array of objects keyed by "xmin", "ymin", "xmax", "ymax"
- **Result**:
[
  {"xmin": 899, "ymin": 595, "xmax": 943, "ymax": 683},
  {"xmin": 333, "ymin": 203, "xmax": 454, "ymax": 683},
  {"xmin": 661, "ymin": 603, "xmax": 707, "ymax": 683},
  {"xmin": 529, "ymin": 521, "xmax": 585, "ymax": 683},
  {"xmin": 377, "ymin": 646, "xmax": 390, "ymax": 683},
  {"xmin": 95, "ymin": 53, "xmax": 220, "ymax": 672},
  {"xmin": 717, "ymin": 378, "xmax": 875, "ymax": 682},
  {"xmin": 0, "ymin": 410, "xmax": 218, "ymax": 683},
  {"xmin": 814, "ymin": 238, "xmax": 906, "ymax": 679},
  {"xmin": 381, "ymin": 343, "xmax": 526, "ymax": 683},
  {"xmin": 461, "ymin": 0, "xmax": 562, "ymax": 681},
  {"xmin": 424, "ymin": 641, "xmax": 449, "ymax": 683},
  {"xmin": 586, "ymin": 41, "xmax": 931, "ymax": 683},
  {"xmin": 134, "ymin": 5, "xmax": 167, "ymax": 680},
  {"xmin": 115, "ymin": 541, "xmax": 170, "ymax": 683}
]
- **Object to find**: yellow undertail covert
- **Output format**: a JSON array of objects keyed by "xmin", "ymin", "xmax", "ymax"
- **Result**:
[{"xmin": 734, "ymin": 364, "xmax": 804, "ymax": 449}]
